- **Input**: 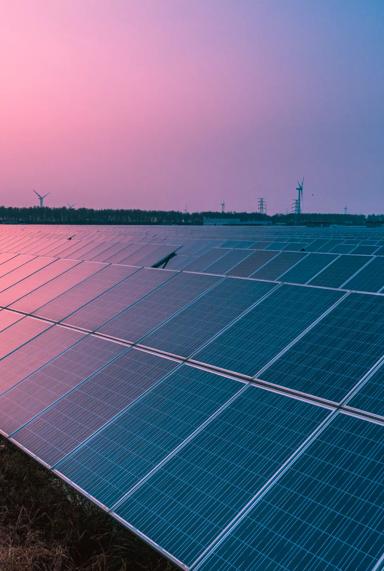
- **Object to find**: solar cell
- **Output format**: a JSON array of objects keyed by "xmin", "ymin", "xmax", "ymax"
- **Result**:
[
  {"xmin": 261, "ymin": 293, "xmax": 384, "ymax": 401},
  {"xmin": 198, "ymin": 414, "xmax": 384, "ymax": 571},
  {"xmin": 0, "ymin": 335, "xmax": 126, "ymax": 435},
  {"xmin": 0, "ymin": 255, "xmax": 35, "ymax": 278},
  {"xmin": 183, "ymin": 249, "xmax": 230, "ymax": 272},
  {"xmin": 64, "ymin": 268, "xmax": 174, "ymax": 331},
  {"xmin": 13, "ymin": 348, "xmax": 178, "ymax": 465},
  {"xmin": 99, "ymin": 272, "xmax": 218, "ymax": 342},
  {"xmin": 308, "ymin": 255, "xmax": 371, "ymax": 288},
  {"xmin": 195, "ymin": 285, "xmax": 342, "ymax": 376},
  {"xmin": 56, "ymin": 366, "xmax": 242, "ymax": 507},
  {"xmin": 115, "ymin": 388, "xmax": 328, "ymax": 566},
  {"xmin": 140, "ymin": 279, "xmax": 274, "ymax": 357}
]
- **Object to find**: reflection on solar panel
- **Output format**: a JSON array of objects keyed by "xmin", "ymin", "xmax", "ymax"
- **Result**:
[
  {"xmin": 198, "ymin": 414, "xmax": 384, "ymax": 571},
  {"xmin": 2, "ymin": 224, "xmax": 384, "ymax": 571},
  {"xmin": 195, "ymin": 285, "xmax": 341, "ymax": 376},
  {"xmin": 13, "ymin": 348, "xmax": 178, "ymax": 465},
  {"xmin": 64, "ymin": 268, "xmax": 173, "ymax": 331}
]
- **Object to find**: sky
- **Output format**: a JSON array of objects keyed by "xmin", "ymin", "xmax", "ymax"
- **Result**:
[{"xmin": 0, "ymin": 1, "xmax": 383, "ymax": 214}]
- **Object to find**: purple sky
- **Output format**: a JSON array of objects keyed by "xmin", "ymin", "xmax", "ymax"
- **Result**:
[{"xmin": 0, "ymin": 1, "xmax": 383, "ymax": 213}]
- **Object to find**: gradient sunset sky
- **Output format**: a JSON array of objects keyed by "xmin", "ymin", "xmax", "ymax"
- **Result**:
[{"xmin": 0, "ymin": 1, "xmax": 383, "ymax": 213}]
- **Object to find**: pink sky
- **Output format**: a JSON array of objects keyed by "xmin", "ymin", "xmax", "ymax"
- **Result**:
[{"xmin": 0, "ymin": 1, "xmax": 383, "ymax": 213}]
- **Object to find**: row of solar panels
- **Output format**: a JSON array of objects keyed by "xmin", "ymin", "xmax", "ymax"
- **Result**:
[
  {"xmin": 3, "ymin": 224, "xmax": 384, "ymax": 261},
  {"xmin": 2, "ymin": 240, "xmax": 384, "ymax": 302},
  {"xmin": 0, "ymin": 309, "xmax": 383, "ymax": 569},
  {"xmin": 1, "ymin": 226, "xmax": 384, "ymax": 570},
  {"xmin": 1, "ymin": 258, "xmax": 383, "ymax": 418}
]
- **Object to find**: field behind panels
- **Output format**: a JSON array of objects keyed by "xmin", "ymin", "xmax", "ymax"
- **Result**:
[{"xmin": 0, "ymin": 224, "xmax": 384, "ymax": 571}]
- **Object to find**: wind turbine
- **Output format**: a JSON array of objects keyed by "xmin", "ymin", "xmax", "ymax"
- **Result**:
[
  {"xmin": 33, "ymin": 189, "xmax": 49, "ymax": 207},
  {"xmin": 295, "ymin": 178, "xmax": 304, "ymax": 215}
]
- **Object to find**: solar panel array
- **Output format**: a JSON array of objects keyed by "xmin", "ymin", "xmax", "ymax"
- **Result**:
[{"xmin": 1, "ymin": 223, "xmax": 384, "ymax": 570}]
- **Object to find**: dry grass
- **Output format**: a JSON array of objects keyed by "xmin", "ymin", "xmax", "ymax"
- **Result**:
[{"xmin": 0, "ymin": 437, "xmax": 176, "ymax": 570}]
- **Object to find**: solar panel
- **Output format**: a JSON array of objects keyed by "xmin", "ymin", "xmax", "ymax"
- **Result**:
[
  {"xmin": 12, "ymin": 348, "xmax": 178, "ymax": 465},
  {"xmin": 10, "ymin": 261, "xmax": 104, "ymax": 314},
  {"xmin": 114, "ymin": 387, "xmax": 328, "ymax": 567},
  {"xmin": 227, "ymin": 250, "xmax": 276, "ymax": 277},
  {"xmin": 198, "ymin": 414, "xmax": 384, "ymax": 571},
  {"xmin": 2, "ymin": 224, "xmax": 384, "ymax": 570},
  {"xmin": 343, "ymin": 257, "xmax": 384, "ymax": 292},
  {"xmin": 204, "ymin": 249, "xmax": 253, "ymax": 274},
  {"xmin": 195, "ymin": 285, "xmax": 342, "ymax": 376},
  {"xmin": 140, "ymin": 279, "xmax": 274, "ymax": 357},
  {"xmin": 64, "ymin": 268, "xmax": 174, "ymax": 331},
  {"xmin": 100, "ymin": 272, "xmax": 218, "ymax": 342},
  {"xmin": 261, "ymin": 293, "xmax": 384, "ymax": 401},
  {"xmin": 250, "ymin": 252, "xmax": 305, "ymax": 280},
  {"xmin": 56, "ymin": 366, "xmax": 243, "ymax": 507},
  {"xmin": 278, "ymin": 253, "xmax": 337, "ymax": 284},
  {"xmin": 0, "ymin": 326, "xmax": 83, "ymax": 395},
  {"xmin": 0, "ymin": 335, "xmax": 126, "ymax": 435},
  {"xmin": 348, "ymin": 364, "xmax": 384, "ymax": 417},
  {"xmin": 0, "ymin": 316, "xmax": 50, "ymax": 360},
  {"xmin": 308, "ymin": 255, "xmax": 371, "ymax": 288},
  {"xmin": 33, "ymin": 264, "xmax": 137, "ymax": 322}
]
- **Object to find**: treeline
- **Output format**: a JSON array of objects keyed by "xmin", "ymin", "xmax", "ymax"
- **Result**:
[{"xmin": 0, "ymin": 206, "xmax": 379, "ymax": 226}]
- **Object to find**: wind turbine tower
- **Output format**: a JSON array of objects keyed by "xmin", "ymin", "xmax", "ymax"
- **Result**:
[
  {"xmin": 294, "ymin": 179, "xmax": 304, "ymax": 215},
  {"xmin": 258, "ymin": 197, "xmax": 266, "ymax": 215},
  {"xmin": 34, "ymin": 190, "xmax": 49, "ymax": 208},
  {"xmin": 221, "ymin": 200, "xmax": 225, "ymax": 214}
]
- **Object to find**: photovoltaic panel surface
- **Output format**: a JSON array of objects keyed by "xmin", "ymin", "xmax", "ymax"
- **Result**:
[
  {"xmin": 140, "ymin": 279, "xmax": 274, "ymax": 357},
  {"xmin": 0, "ymin": 326, "xmax": 83, "ymax": 395},
  {"xmin": 56, "ymin": 366, "xmax": 242, "ymax": 508},
  {"xmin": 343, "ymin": 256, "xmax": 384, "ymax": 292},
  {"xmin": 198, "ymin": 414, "xmax": 384, "ymax": 571},
  {"xmin": 0, "ymin": 335, "xmax": 126, "ymax": 435},
  {"xmin": 99, "ymin": 272, "xmax": 218, "ymax": 342},
  {"xmin": 34, "ymin": 264, "xmax": 137, "ymax": 322},
  {"xmin": 13, "ymin": 348, "xmax": 178, "ymax": 465},
  {"xmin": 348, "ymin": 365, "xmax": 384, "ymax": 417},
  {"xmin": 227, "ymin": 250, "xmax": 276, "ymax": 277},
  {"xmin": 250, "ymin": 251, "xmax": 305, "ymax": 280},
  {"xmin": 195, "ymin": 285, "xmax": 342, "ymax": 376},
  {"xmin": 115, "ymin": 387, "xmax": 328, "ymax": 566},
  {"xmin": 10, "ymin": 261, "xmax": 103, "ymax": 314},
  {"xmin": 308, "ymin": 255, "xmax": 370, "ymax": 288},
  {"xmin": 261, "ymin": 293, "xmax": 384, "ymax": 402},
  {"xmin": 0, "ymin": 316, "xmax": 50, "ymax": 360},
  {"xmin": 278, "ymin": 253, "xmax": 336, "ymax": 284},
  {"xmin": 64, "ymin": 268, "xmax": 173, "ymax": 331}
]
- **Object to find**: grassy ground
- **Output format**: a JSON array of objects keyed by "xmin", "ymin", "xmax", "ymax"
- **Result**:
[{"xmin": 0, "ymin": 436, "xmax": 177, "ymax": 570}]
